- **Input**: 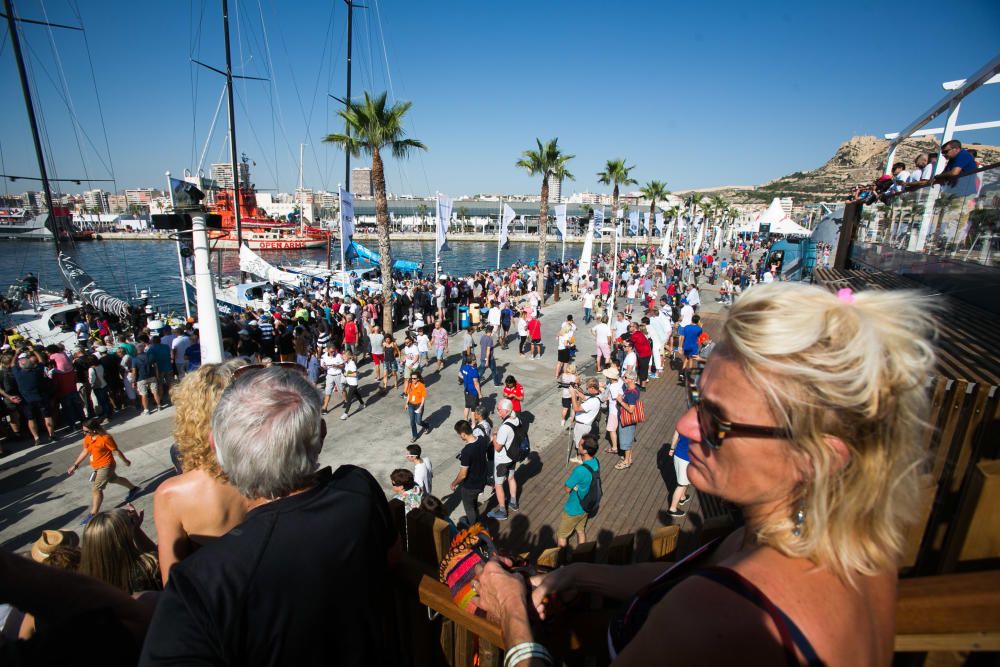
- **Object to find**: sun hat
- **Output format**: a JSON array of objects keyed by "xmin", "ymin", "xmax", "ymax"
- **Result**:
[
  {"xmin": 602, "ymin": 367, "xmax": 620, "ymax": 380},
  {"xmin": 31, "ymin": 529, "xmax": 79, "ymax": 563}
]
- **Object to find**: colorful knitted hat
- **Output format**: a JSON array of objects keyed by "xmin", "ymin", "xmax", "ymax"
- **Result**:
[{"xmin": 438, "ymin": 524, "xmax": 494, "ymax": 617}]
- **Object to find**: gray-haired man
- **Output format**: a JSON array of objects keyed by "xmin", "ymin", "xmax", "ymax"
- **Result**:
[{"xmin": 140, "ymin": 367, "xmax": 400, "ymax": 666}]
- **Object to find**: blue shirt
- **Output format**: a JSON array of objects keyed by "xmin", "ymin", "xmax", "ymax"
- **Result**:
[
  {"xmin": 564, "ymin": 459, "xmax": 599, "ymax": 516},
  {"xmin": 674, "ymin": 435, "xmax": 690, "ymax": 462},
  {"xmin": 680, "ymin": 324, "xmax": 703, "ymax": 353},
  {"xmin": 148, "ymin": 343, "xmax": 171, "ymax": 373},
  {"xmin": 460, "ymin": 363, "xmax": 480, "ymax": 395},
  {"xmin": 944, "ymin": 149, "xmax": 978, "ymax": 196},
  {"xmin": 184, "ymin": 343, "xmax": 202, "ymax": 371}
]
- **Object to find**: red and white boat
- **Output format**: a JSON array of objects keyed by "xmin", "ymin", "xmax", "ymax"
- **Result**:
[{"xmin": 211, "ymin": 228, "xmax": 325, "ymax": 250}]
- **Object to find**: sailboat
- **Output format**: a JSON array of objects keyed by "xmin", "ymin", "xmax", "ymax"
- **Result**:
[{"xmin": 3, "ymin": 0, "xmax": 146, "ymax": 346}]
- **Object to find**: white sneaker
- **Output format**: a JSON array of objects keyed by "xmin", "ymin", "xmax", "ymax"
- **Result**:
[{"xmin": 340, "ymin": 414, "xmax": 348, "ymax": 420}]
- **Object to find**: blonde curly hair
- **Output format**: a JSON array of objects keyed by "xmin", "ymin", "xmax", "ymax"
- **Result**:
[
  {"xmin": 720, "ymin": 282, "xmax": 938, "ymax": 582},
  {"xmin": 172, "ymin": 359, "xmax": 248, "ymax": 477}
]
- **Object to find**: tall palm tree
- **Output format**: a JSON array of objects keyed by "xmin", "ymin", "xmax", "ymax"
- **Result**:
[
  {"xmin": 516, "ymin": 138, "xmax": 575, "ymax": 267},
  {"xmin": 597, "ymin": 159, "xmax": 637, "ymax": 220},
  {"xmin": 640, "ymin": 180, "xmax": 670, "ymax": 246},
  {"xmin": 323, "ymin": 91, "xmax": 426, "ymax": 332}
]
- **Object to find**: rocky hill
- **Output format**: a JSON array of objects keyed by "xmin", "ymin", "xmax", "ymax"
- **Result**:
[{"xmin": 717, "ymin": 135, "xmax": 1000, "ymax": 205}]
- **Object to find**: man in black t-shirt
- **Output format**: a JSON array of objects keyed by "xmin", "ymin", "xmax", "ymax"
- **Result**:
[
  {"xmin": 449, "ymin": 419, "xmax": 488, "ymax": 525},
  {"xmin": 140, "ymin": 367, "xmax": 399, "ymax": 667}
]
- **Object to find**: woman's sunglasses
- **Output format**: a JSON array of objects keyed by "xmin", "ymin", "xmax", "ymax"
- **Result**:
[
  {"xmin": 233, "ymin": 361, "xmax": 308, "ymax": 379},
  {"xmin": 685, "ymin": 367, "xmax": 791, "ymax": 450}
]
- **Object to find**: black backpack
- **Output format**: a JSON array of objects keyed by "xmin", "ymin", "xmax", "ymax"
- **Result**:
[
  {"xmin": 577, "ymin": 465, "xmax": 602, "ymax": 517},
  {"xmin": 503, "ymin": 418, "xmax": 530, "ymax": 463}
]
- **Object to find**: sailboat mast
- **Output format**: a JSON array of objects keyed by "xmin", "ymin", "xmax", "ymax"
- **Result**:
[
  {"xmin": 221, "ymin": 0, "xmax": 245, "ymax": 281},
  {"xmin": 4, "ymin": 0, "xmax": 59, "ymax": 253},
  {"xmin": 344, "ymin": 0, "xmax": 353, "ymax": 187}
]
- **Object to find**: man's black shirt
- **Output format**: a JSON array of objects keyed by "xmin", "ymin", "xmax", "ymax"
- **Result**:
[
  {"xmin": 139, "ymin": 465, "xmax": 398, "ymax": 667},
  {"xmin": 458, "ymin": 436, "xmax": 489, "ymax": 491}
]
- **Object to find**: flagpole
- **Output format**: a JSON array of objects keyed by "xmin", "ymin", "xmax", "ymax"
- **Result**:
[
  {"xmin": 338, "ymin": 184, "xmax": 347, "ymax": 294},
  {"xmin": 496, "ymin": 197, "xmax": 502, "ymax": 271},
  {"xmin": 435, "ymin": 194, "xmax": 440, "ymax": 278}
]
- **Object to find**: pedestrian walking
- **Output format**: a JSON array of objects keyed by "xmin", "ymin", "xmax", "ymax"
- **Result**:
[
  {"xmin": 66, "ymin": 418, "xmax": 140, "ymax": 525},
  {"xmin": 404, "ymin": 369, "xmax": 430, "ymax": 443},
  {"xmin": 340, "ymin": 350, "xmax": 366, "ymax": 420},
  {"xmin": 557, "ymin": 434, "xmax": 600, "ymax": 548},
  {"xmin": 449, "ymin": 420, "xmax": 488, "ymax": 526},
  {"xmin": 459, "ymin": 351, "xmax": 481, "ymax": 421}
]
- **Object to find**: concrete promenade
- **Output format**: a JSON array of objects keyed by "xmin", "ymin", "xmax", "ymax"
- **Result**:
[{"xmin": 0, "ymin": 276, "xmax": 727, "ymax": 556}]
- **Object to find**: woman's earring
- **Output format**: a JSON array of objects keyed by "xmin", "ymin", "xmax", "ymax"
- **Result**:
[{"xmin": 792, "ymin": 504, "xmax": 806, "ymax": 537}]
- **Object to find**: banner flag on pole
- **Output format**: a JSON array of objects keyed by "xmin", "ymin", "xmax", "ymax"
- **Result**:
[
  {"xmin": 436, "ymin": 195, "xmax": 452, "ymax": 253},
  {"xmin": 616, "ymin": 207, "xmax": 624, "ymax": 221},
  {"xmin": 339, "ymin": 190, "xmax": 355, "ymax": 239},
  {"xmin": 500, "ymin": 203, "xmax": 515, "ymax": 250},
  {"xmin": 655, "ymin": 211, "xmax": 664, "ymax": 232},
  {"xmin": 628, "ymin": 210, "xmax": 639, "ymax": 235},
  {"xmin": 554, "ymin": 204, "xmax": 567, "ymax": 238},
  {"xmin": 593, "ymin": 206, "xmax": 605, "ymax": 235}
]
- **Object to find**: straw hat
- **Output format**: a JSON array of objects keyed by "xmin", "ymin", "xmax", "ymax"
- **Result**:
[
  {"xmin": 31, "ymin": 529, "xmax": 79, "ymax": 563},
  {"xmin": 602, "ymin": 367, "xmax": 620, "ymax": 380}
]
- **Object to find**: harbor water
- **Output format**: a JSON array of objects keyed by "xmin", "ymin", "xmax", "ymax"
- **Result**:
[{"xmin": 0, "ymin": 239, "xmax": 584, "ymax": 317}]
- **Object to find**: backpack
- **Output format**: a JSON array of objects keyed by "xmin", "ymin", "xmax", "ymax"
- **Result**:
[
  {"xmin": 577, "ymin": 465, "xmax": 603, "ymax": 517},
  {"xmin": 503, "ymin": 418, "xmax": 530, "ymax": 463}
]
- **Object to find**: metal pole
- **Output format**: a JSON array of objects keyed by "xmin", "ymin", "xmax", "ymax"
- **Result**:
[
  {"xmin": 191, "ymin": 213, "xmax": 224, "ymax": 363},
  {"xmin": 176, "ymin": 237, "xmax": 191, "ymax": 320},
  {"xmin": 338, "ymin": 185, "xmax": 348, "ymax": 294},
  {"xmin": 344, "ymin": 0, "xmax": 353, "ymax": 187},
  {"xmin": 5, "ymin": 0, "xmax": 58, "ymax": 251},
  {"xmin": 496, "ymin": 197, "xmax": 502, "ymax": 270},
  {"xmin": 221, "ymin": 0, "xmax": 245, "ymax": 281}
]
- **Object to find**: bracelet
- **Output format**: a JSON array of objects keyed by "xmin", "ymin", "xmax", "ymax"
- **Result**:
[{"xmin": 504, "ymin": 642, "xmax": 553, "ymax": 667}]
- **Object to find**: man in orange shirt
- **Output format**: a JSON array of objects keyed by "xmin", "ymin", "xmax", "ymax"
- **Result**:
[
  {"xmin": 67, "ymin": 418, "xmax": 140, "ymax": 524},
  {"xmin": 404, "ymin": 369, "xmax": 431, "ymax": 443}
]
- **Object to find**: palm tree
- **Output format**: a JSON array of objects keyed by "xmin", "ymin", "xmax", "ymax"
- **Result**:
[
  {"xmin": 597, "ymin": 159, "xmax": 637, "ymax": 220},
  {"xmin": 516, "ymin": 138, "xmax": 575, "ymax": 267},
  {"xmin": 323, "ymin": 91, "xmax": 426, "ymax": 332},
  {"xmin": 639, "ymin": 180, "xmax": 670, "ymax": 246},
  {"xmin": 456, "ymin": 205, "xmax": 469, "ymax": 233},
  {"xmin": 415, "ymin": 202, "xmax": 430, "ymax": 233}
]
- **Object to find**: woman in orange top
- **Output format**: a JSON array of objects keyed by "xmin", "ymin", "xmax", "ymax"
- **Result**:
[
  {"xmin": 404, "ymin": 369, "xmax": 430, "ymax": 443},
  {"xmin": 67, "ymin": 418, "xmax": 139, "ymax": 525}
]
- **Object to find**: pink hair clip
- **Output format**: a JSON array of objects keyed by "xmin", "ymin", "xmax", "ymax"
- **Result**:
[{"xmin": 836, "ymin": 287, "xmax": 855, "ymax": 304}]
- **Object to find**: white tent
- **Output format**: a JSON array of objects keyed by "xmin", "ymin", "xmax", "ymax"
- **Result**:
[
  {"xmin": 770, "ymin": 216, "xmax": 813, "ymax": 236},
  {"xmin": 755, "ymin": 198, "xmax": 812, "ymax": 236}
]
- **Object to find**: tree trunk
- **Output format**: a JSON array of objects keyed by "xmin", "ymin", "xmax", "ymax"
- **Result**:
[
  {"xmin": 647, "ymin": 200, "xmax": 655, "ymax": 248},
  {"xmin": 537, "ymin": 175, "xmax": 549, "ymax": 268},
  {"xmin": 372, "ymin": 146, "xmax": 395, "ymax": 333}
]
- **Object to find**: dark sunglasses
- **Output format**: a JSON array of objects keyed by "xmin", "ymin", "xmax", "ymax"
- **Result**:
[
  {"xmin": 233, "ymin": 361, "xmax": 308, "ymax": 379},
  {"xmin": 685, "ymin": 367, "xmax": 791, "ymax": 449}
]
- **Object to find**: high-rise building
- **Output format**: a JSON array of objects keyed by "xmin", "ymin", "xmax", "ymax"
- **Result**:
[
  {"xmin": 83, "ymin": 189, "xmax": 110, "ymax": 213},
  {"xmin": 550, "ymin": 177, "xmax": 562, "ymax": 203},
  {"xmin": 125, "ymin": 189, "xmax": 154, "ymax": 209},
  {"xmin": 351, "ymin": 167, "xmax": 373, "ymax": 198},
  {"xmin": 211, "ymin": 162, "xmax": 249, "ymax": 189},
  {"xmin": 108, "ymin": 194, "xmax": 127, "ymax": 213}
]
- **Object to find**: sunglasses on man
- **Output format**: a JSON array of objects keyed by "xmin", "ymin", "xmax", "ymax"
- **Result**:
[
  {"xmin": 233, "ymin": 361, "xmax": 308, "ymax": 380},
  {"xmin": 685, "ymin": 367, "xmax": 791, "ymax": 449}
]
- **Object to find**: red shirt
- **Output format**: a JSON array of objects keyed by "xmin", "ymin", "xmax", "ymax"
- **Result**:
[
  {"xmin": 527, "ymin": 318, "xmax": 542, "ymax": 340},
  {"xmin": 343, "ymin": 321, "xmax": 358, "ymax": 344},
  {"xmin": 631, "ymin": 331, "xmax": 651, "ymax": 357},
  {"xmin": 503, "ymin": 383, "xmax": 524, "ymax": 412}
]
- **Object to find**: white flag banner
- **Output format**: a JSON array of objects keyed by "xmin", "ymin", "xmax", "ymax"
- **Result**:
[
  {"xmin": 519, "ymin": 214, "xmax": 526, "ymax": 230},
  {"xmin": 655, "ymin": 211, "xmax": 664, "ymax": 232},
  {"xmin": 593, "ymin": 206, "xmax": 605, "ymax": 235},
  {"xmin": 554, "ymin": 204, "xmax": 567, "ymax": 238},
  {"xmin": 500, "ymin": 203, "xmax": 515, "ymax": 249},
  {"xmin": 628, "ymin": 210, "xmax": 640, "ymax": 235},
  {"xmin": 616, "ymin": 207, "xmax": 625, "ymax": 221},
  {"xmin": 436, "ymin": 195, "xmax": 452, "ymax": 253},
  {"xmin": 339, "ymin": 189, "xmax": 355, "ymax": 238}
]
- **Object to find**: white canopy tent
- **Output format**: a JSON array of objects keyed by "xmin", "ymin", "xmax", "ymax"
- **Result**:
[{"xmin": 750, "ymin": 198, "xmax": 812, "ymax": 236}]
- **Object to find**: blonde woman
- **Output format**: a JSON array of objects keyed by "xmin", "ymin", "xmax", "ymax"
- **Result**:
[
  {"xmin": 153, "ymin": 360, "xmax": 248, "ymax": 584},
  {"xmin": 80, "ymin": 508, "xmax": 161, "ymax": 595},
  {"xmin": 477, "ymin": 282, "xmax": 937, "ymax": 666}
]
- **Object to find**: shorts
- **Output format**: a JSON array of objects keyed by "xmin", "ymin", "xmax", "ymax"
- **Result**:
[
  {"xmin": 384, "ymin": 360, "xmax": 398, "ymax": 373},
  {"xmin": 618, "ymin": 424, "xmax": 636, "ymax": 450},
  {"xmin": 674, "ymin": 456, "xmax": 690, "ymax": 486},
  {"xmin": 403, "ymin": 365, "xmax": 415, "ymax": 379},
  {"xmin": 626, "ymin": 297, "xmax": 634, "ymax": 305},
  {"xmin": 557, "ymin": 510, "xmax": 589, "ymax": 540},
  {"xmin": 558, "ymin": 349, "xmax": 571, "ymax": 363},
  {"xmin": 683, "ymin": 349, "xmax": 698, "ymax": 359},
  {"xmin": 531, "ymin": 338, "xmax": 542, "ymax": 345},
  {"xmin": 494, "ymin": 459, "xmax": 515, "ymax": 481},
  {"xmin": 93, "ymin": 465, "xmax": 120, "ymax": 491},
  {"xmin": 573, "ymin": 421, "xmax": 593, "ymax": 445},
  {"xmin": 136, "ymin": 377, "xmax": 158, "ymax": 394},
  {"xmin": 596, "ymin": 342, "xmax": 611, "ymax": 360},
  {"xmin": 22, "ymin": 400, "xmax": 51, "ymax": 420},
  {"xmin": 464, "ymin": 392, "xmax": 480, "ymax": 409},
  {"xmin": 324, "ymin": 374, "xmax": 343, "ymax": 396},
  {"xmin": 561, "ymin": 397, "xmax": 571, "ymax": 409},
  {"xmin": 606, "ymin": 408, "xmax": 618, "ymax": 432},
  {"xmin": 371, "ymin": 353, "xmax": 384, "ymax": 366},
  {"xmin": 435, "ymin": 347, "xmax": 446, "ymax": 360}
]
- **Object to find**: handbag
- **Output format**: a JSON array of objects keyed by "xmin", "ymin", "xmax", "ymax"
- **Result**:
[{"xmin": 619, "ymin": 398, "xmax": 645, "ymax": 426}]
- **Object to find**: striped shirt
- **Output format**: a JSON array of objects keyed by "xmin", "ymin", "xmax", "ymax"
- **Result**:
[{"xmin": 258, "ymin": 320, "xmax": 274, "ymax": 340}]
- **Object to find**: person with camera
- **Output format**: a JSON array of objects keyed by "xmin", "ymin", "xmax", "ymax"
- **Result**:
[
  {"xmin": 568, "ymin": 378, "xmax": 602, "ymax": 463},
  {"xmin": 558, "ymin": 363, "xmax": 580, "ymax": 429},
  {"xmin": 488, "ymin": 398, "xmax": 522, "ymax": 521}
]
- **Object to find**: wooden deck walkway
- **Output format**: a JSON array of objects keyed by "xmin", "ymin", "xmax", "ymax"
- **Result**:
[{"xmin": 485, "ymin": 314, "xmax": 736, "ymax": 561}]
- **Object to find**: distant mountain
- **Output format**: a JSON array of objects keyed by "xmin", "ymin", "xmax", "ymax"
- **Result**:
[{"xmin": 714, "ymin": 135, "xmax": 1000, "ymax": 205}]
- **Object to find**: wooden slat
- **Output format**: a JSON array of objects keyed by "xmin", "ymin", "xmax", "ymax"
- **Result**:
[
  {"xmin": 650, "ymin": 525, "xmax": 680, "ymax": 561},
  {"xmin": 895, "ymin": 571, "xmax": 1000, "ymax": 651},
  {"xmin": 607, "ymin": 534, "xmax": 635, "ymax": 565},
  {"xmin": 947, "ymin": 384, "xmax": 992, "ymax": 494},
  {"xmin": 418, "ymin": 575, "xmax": 506, "ymax": 650}
]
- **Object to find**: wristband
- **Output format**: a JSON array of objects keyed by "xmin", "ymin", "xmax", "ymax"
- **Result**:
[{"xmin": 504, "ymin": 642, "xmax": 553, "ymax": 667}]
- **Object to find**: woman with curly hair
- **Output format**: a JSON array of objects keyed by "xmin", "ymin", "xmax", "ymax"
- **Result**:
[{"xmin": 153, "ymin": 359, "xmax": 248, "ymax": 584}]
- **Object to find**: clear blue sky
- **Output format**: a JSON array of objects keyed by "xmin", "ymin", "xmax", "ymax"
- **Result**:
[{"xmin": 1, "ymin": 0, "xmax": 998, "ymax": 198}]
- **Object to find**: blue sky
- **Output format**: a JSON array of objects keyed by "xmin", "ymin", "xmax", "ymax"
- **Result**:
[{"xmin": 1, "ymin": 0, "xmax": 998, "ymax": 197}]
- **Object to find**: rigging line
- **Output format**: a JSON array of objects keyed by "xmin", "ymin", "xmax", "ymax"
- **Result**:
[
  {"xmin": 196, "ymin": 84, "xmax": 228, "ymax": 175},
  {"xmin": 19, "ymin": 23, "xmax": 61, "ymax": 191},
  {"xmin": 272, "ymin": 13, "xmax": 322, "ymax": 185},
  {"xmin": 39, "ymin": 0, "xmax": 92, "ymax": 186},
  {"xmin": 233, "ymin": 83, "xmax": 280, "ymax": 188},
  {"xmin": 20, "ymin": 36, "xmax": 113, "ymax": 176},
  {"xmin": 362, "ymin": 7, "xmax": 376, "ymax": 92},
  {"xmin": 190, "ymin": 0, "xmax": 209, "ymax": 172},
  {"xmin": 371, "ymin": 0, "xmax": 430, "ymax": 196},
  {"xmin": 0, "ymin": 137, "xmax": 8, "ymax": 196},
  {"xmin": 69, "ymin": 0, "xmax": 119, "ymax": 193},
  {"xmin": 254, "ymin": 0, "xmax": 280, "ymax": 192},
  {"xmin": 368, "ymin": 0, "xmax": 408, "ymax": 197}
]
